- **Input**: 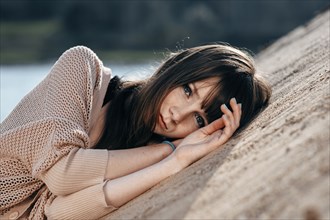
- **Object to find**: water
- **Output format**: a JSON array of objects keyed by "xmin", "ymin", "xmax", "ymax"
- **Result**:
[{"xmin": 0, "ymin": 63, "xmax": 154, "ymax": 122}]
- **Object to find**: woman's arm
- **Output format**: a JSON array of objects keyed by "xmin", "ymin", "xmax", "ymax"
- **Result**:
[
  {"xmin": 43, "ymin": 143, "xmax": 179, "ymax": 219},
  {"xmin": 105, "ymin": 139, "xmax": 181, "ymax": 180},
  {"xmin": 41, "ymin": 141, "xmax": 180, "ymax": 196},
  {"xmin": 44, "ymin": 156, "xmax": 179, "ymax": 219},
  {"xmin": 45, "ymin": 99, "xmax": 240, "ymax": 219},
  {"xmin": 43, "ymin": 99, "xmax": 239, "ymax": 197},
  {"xmin": 105, "ymin": 98, "xmax": 241, "ymax": 207},
  {"xmin": 104, "ymin": 152, "xmax": 181, "ymax": 207}
]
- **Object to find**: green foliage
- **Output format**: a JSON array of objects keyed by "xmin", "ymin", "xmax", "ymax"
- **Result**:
[
  {"xmin": 97, "ymin": 50, "xmax": 165, "ymax": 64},
  {"xmin": 0, "ymin": 20, "xmax": 60, "ymax": 64},
  {"xmin": 0, "ymin": 0, "xmax": 329, "ymax": 64}
]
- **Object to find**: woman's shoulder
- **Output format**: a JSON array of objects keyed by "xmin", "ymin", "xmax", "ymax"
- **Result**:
[
  {"xmin": 50, "ymin": 45, "xmax": 108, "ymax": 86},
  {"xmin": 61, "ymin": 45, "xmax": 99, "ymax": 60}
]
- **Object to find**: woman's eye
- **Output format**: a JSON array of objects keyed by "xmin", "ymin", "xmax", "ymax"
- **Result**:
[
  {"xmin": 183, "ymin": 84, "xmax": 192, "ymax": 97},
  {"xmin": 195, "ymin": 114, "xmax": 205, "ymax": 128}
]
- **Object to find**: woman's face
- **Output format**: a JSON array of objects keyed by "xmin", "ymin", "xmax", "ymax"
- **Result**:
[{"xmin": 154, "ymin": 77, "xmax": 219, "ymax": 139}]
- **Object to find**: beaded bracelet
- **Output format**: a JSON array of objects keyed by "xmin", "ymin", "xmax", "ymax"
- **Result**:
[{"xmin": 162, "ymin": 140, "xmax": 176, "ymax": 152}]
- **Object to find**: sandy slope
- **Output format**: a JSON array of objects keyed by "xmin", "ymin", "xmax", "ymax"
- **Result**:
[{"xmin": 103, "ymin": 10, "xmax": 330, "ymax": 220}]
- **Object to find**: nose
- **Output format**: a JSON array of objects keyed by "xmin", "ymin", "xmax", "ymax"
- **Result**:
[{"xmin": 169, "ymin": 106, "xmax": 192, "ymax": 124}]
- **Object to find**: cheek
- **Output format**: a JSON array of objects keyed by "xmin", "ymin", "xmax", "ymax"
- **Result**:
[
  {"xmin": 173, "ymin": 125, "xmax": 198, "ymax": 138},
  {"xmin": 159, "ymin": 95, "xmax": 172, "ymax": 112}
]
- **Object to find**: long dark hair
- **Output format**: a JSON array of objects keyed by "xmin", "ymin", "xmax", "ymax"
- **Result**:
[{"xmin": 94, "ymin": 43, "xmax": 271, "ymax": 150}]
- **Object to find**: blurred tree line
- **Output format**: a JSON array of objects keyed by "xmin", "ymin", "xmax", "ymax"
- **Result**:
[{"xmin": 0, "ymin": 0, "xmax": 329, "ymax": 64}]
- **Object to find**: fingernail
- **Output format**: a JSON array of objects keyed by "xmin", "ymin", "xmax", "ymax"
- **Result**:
[
  {"xmin": 223, "ymin": 104, "xmax": 228, "ymax": 109},
  {"xmin": 233, "ymin": 97, "xmax": 237, "ymax": 103},
  {"xmin": 238, "ymin": 103, "xmax": 242, "ymax": 108}
]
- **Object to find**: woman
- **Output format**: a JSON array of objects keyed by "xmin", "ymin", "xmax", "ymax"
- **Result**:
[{"xmin": 0, "ymin": 44, "xmax": 271, "ymax": 219}]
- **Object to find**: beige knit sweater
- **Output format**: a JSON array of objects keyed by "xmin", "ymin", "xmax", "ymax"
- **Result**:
[{"xmin": 0, "ymin": 46, "xmax": 116, "ymax": 219}]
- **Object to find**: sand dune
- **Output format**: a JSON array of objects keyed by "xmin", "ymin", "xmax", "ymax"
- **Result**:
[{"xmin": 103, "ymin": 9, "xmax": 330, "ymax": 219}]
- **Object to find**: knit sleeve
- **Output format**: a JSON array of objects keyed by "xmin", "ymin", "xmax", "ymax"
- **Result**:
[
  {"xmin": 30, "ymin": 46, "xmax": 111, "ymax": 176},
  {"xmin": 45, "ymin": 45, "xmax": 103, "ymax": 131},
  {"xmin": 0, "ymin": 46, "xmax": 112, "ymax": 212},
  {"xmin": 40, "ymin": 148, "xmax": 109, "ymax": 196}
]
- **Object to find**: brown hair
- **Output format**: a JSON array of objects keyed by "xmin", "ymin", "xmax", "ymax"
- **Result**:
[{"xmin": 95, "ymin": 43, "xmax": 271, "ymax": 150}]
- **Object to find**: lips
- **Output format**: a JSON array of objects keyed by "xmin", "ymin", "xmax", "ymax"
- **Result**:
[{"xmin": 159, "ymin": 114, "xmax": 168, "ymax": 130}]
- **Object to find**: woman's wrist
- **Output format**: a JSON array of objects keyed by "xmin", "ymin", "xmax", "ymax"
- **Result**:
[
  {"xmin": 162, "ymin": 140, "xmax": 176, "ymax": 152},
  {"xmin": 162, "ymin": 152, "xmax": 184, "ymax": 175},
  {"xmin": 158, "ymin": 142, "xmax": 174, "ymax": 159}
]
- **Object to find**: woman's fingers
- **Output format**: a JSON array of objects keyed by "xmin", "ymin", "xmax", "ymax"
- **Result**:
[
  {"xmin": 202, "ymin": 117, "xmax": 225, "ymax": 135},
  {"xmin": 220, "ymin": 99, "xmax": 236, "ymax": 127},
  {"xmin": 238, "ymin": 103, "xmax": 242, "ymax": 123},
  {"xmin": 229, "ymin": 98, "xmax": 241, "ymax": 127},
  {"xmin": 204, "ymin": 98, "xmax": 241, "ymax": 137},
  {"xmin": 222, "ymin": 114, "xmax": 231, "ymax": 130},
  {"xmin": 220, "ymin": 103, "xmax": 234, "ymax": 127},
  {"xmin": 175, "ymin": 98, "xmax": 242, "ymax": 166},
  {"xmin": 220, "ymin": 98, "xmax": 242, "ymax": 135},
  {"xmin": 175, "ymin": 98, "xmax": 242, "ymax": 164}
]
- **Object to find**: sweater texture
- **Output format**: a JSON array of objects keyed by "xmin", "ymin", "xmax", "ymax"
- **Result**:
[{"xmin": 0, "ymin": 46, "xmax": 114, "ymax": 219}]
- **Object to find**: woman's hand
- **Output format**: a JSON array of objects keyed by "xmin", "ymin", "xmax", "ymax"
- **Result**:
[
  {"xmin": 102, "ymin": 99, "xmax": 240, "ymax": 208},
  {"xmin": 172, "ymin": 98, "xmax": 242, "ymax": 169}
]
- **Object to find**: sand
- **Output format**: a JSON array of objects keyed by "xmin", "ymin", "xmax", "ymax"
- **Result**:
[{"xmin": 102, "ymin": 9, "xmax": 330, "ymax": 220}]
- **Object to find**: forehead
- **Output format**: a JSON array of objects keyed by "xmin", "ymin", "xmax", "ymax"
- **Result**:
[{"xmin": 194, "ymin": 77, "xmax": 219, "ymax": 93}]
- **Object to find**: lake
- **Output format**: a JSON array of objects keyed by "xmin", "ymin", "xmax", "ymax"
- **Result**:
[{"xmin": 0, "ymin": 62, "xmax": 155, "ymax": 122}]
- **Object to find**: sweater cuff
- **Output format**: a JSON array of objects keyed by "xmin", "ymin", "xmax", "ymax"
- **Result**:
[{"xmin": 45, "ymin": 182, "xmax": 117, "ymax": 219}]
